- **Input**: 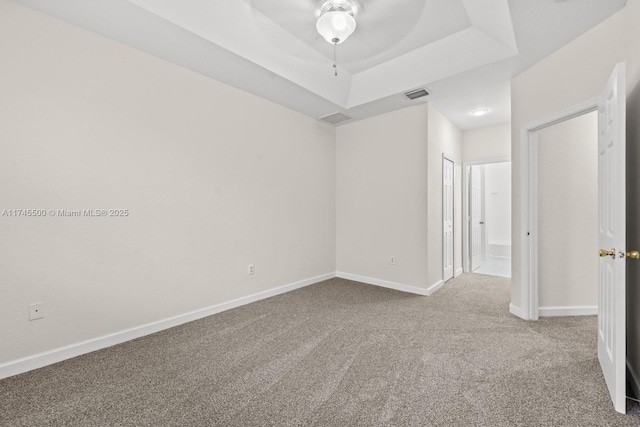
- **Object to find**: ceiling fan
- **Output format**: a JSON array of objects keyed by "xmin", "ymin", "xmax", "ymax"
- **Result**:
[
  {"xmin": 246, "ymin": 0, "xmax": 426, "ymax": 77},
  {"xmin": 315, "ymin": 1, "xmax": 358, "ymax": 76}
]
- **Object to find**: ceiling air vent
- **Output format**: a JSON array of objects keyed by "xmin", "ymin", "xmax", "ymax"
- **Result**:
[
  {"xmin": 319, "ymin": 112, "xmax": 352, "ymax": 125},
  {"xmin": 404, "ymin": 88, "xmax": 429, "ymax": 100}
]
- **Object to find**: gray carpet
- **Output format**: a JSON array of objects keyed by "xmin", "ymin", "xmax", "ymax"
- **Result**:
[{"xmin": 2, "ymin": 274, "xmax": 640, "ymax": 426}]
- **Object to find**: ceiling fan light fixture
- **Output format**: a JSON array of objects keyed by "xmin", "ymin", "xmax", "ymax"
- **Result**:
[{"xmin": 316, "ymin": 2, "xmax": 356, "ymax": 44}]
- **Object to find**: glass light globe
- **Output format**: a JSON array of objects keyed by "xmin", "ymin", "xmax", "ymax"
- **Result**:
[{"xmin": 316, "ymin": 11, "xmax": 356, "ymax": 44}]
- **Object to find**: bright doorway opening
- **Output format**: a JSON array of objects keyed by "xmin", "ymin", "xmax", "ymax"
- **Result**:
[{"xmin": 463, "ymin": 160, "xmax": 511, "ymax": 278}]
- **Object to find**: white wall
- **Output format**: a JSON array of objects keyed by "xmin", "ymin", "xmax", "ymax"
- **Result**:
[
  {"xmin": 427, "ymin": 105, "xmax": 463, "ymax": 284},
  {"xmin": 462, "ymin": 124, "xmax": 511, "ymax": 163},
  {"xmin": 0, "ymin": 0, "xmax": 336, "ymax": 365},
  {"xmin": 536, "ymin": 112, "xmax": 598, "ymax": 308},
  {"xmin": 336, "ymin": 103, "xmax": 462, "ymax": 291},
  {"xmin": 484, "ymin": 162, "xmax": 511, "ymax": 257},
  {"xmin": 336, "ymin": 105, "xmax": 430, "ymax": 290}
]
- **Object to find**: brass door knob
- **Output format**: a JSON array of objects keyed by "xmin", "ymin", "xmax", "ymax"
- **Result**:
[
  {"xmin": 627, "ymin": 250, "xmax": 640, "ymax": 259},
  {"xmin": 599, "ymin": 248, "xmax": 616, "ymax": 258}
]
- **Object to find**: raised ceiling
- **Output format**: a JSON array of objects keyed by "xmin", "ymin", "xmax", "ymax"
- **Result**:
[{"xmin": 16, "ymin": 0, "xmax": 627, "ymax": 129}]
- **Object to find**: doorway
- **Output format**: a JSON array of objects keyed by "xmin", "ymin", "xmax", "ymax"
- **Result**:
[
  {"xmin": 463, "ymin": 160, "xmax": 512, "ymax": 278},
  {"xmin": 517, "ymin": 63, "xmax": 627, "ymax": 413},
  {"xmin": 520, "ymin": 104, "xmax": 600, "ymax": 320},
  {"xmin": 534, "ymin": 111, "xmax": 598, "ymax": 317}
]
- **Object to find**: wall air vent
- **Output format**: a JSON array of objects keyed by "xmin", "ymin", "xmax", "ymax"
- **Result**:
[
  {"xmin": 404, "ymin": 88, "xmax": 429, "ymax": 100},
  {"xmin": 319, "ymin": 112, "xmax": 352, "ymax": 125}
]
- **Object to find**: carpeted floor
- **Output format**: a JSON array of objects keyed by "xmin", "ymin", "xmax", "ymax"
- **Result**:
[{"xmin": 2, "ymin": 274, "xmax": 640, "ymax": 426}]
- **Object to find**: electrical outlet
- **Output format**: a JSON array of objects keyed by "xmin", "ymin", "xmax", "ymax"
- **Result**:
[
  {"xmin": 390, "ymin": 256, "xmax": 396, "ymax": 265},
  {"xmin": 29, "ymin": 302, "xmax": 44, "ymax": 320},
  {"xmin": 248, "ymin": 264, "xmax": 255, "ymax": 275}
]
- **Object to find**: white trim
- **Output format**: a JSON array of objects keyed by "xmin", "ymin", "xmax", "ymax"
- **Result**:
[
  {"xmin": 426, "ymin": 280, "xmax": 444, "ymax": 296},
  {"xmin": 442, "ymin": 155, "xmax": 455, "ymax": 283},
  {"xmin": 519, "ymin": 97, "xmax": 599, "ymax": 321},
  {"xmin": 528, "ymin": 130, "xmax": 539, "ymax": 321},
  {"xmin": 336, "ymin": 272, "xmax": 429, "ymax": 296},
  {"xmin": 538, "ymin": 306, "xmax": 598, "ymax": 317},
  {"xmin": 462, "ymin": 158, "xmax": 511, "ymax": 273},
  {"xmin": 520, "ymin": 124, "xmax": 532, "ymax": 320},
  {"xmin": 0, "ymin": 272, "xmax": 335, "ymax": 380},
  {"xmin": 454, "ymin": 267, "xmax": 463, "ymax": 278},
  {"xmin": 509, "ymin": 303, "xmax": 525, "ymax": 319}
]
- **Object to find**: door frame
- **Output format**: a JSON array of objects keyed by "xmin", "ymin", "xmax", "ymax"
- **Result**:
[
  {"xmin": 462, "ymin": 158, "xmax": 510, "ymax": 273},
  {"xmin": 518, "ymin": 97, "xmax": 599, "ymax": 320},
  {"xmin": 442, "ymin": 155, "xmax": 455, "ymax": 282}
]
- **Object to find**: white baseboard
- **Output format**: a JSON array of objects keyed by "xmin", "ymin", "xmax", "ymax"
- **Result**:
[
  {"xmin": 538, "ymin": 305, "xmax": 597, "ymax": 317},
  {"xmin": 454, "ymin": 268, "xmax": 463, "ymax": 278},
  {"xmin": 0, "ymin": 272, "xmax": 336, "ymax": 380},
  {"xmin": 509, "ymin": 303, "xmax": 525, "ymax": 319},
  {"xmin": 336, "ymin": 272, "xmax": 429, "ymax": 296},
  {"xmin": 426, "ymin": 280, "xmax": 444, "ymax": 296}
]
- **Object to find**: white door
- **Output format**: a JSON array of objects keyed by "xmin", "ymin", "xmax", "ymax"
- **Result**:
[
  {"xmin": 443, "ymin": 157, "xmax": 454, "ymax": 281},
  {"xmin": 470, "ymin": 165, "xmax": 484, "ymax": 271},
  {"xmin": 597, "ymin": 62, "xmax": 626, "ymax": 414}
]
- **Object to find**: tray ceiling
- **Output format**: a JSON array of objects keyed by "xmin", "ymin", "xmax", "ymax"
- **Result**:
[{"xmin": 14, "ymin": 0, "xmax": 628, "ymax": 129}]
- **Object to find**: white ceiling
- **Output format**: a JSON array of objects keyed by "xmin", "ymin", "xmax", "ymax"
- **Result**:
[{"xmin": 16, "ymin": 0, "xmax": 627, "ymax": 130}]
